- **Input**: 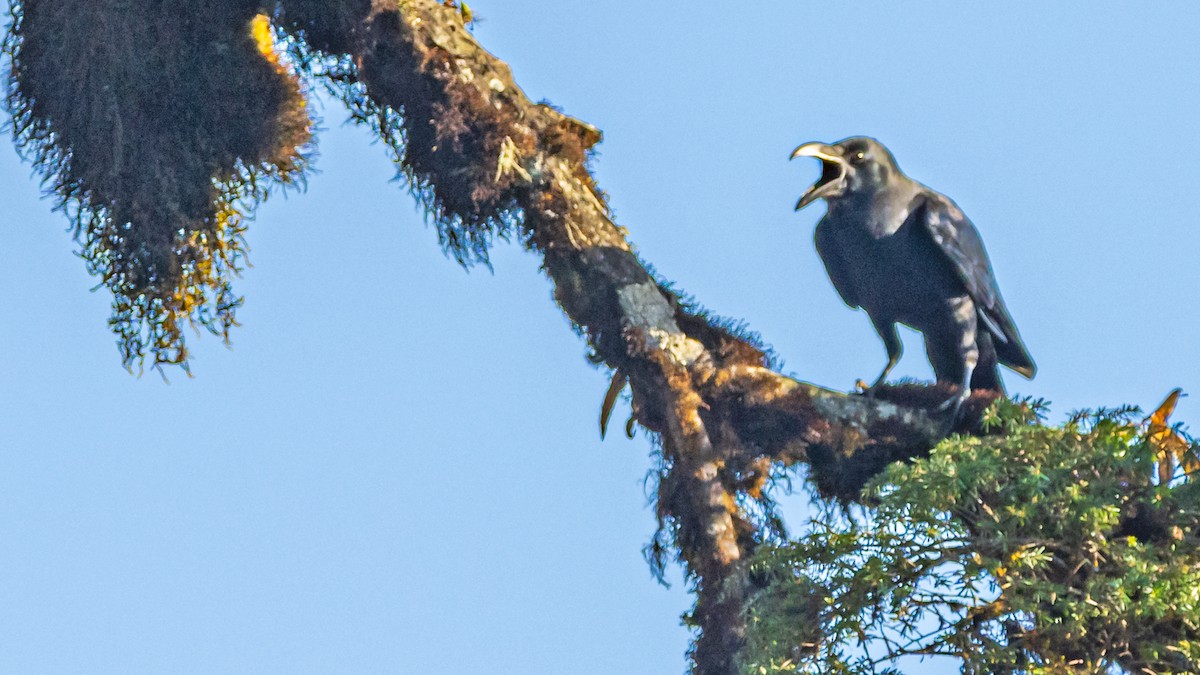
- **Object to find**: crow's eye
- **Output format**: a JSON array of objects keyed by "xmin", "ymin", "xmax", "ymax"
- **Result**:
[{"xmin": 852, "ymin": 151, "xmax": 866, "ymax": 162}]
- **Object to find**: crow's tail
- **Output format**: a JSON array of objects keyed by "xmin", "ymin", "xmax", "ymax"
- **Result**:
[{"xmin": 972, "ymin": 331, "xmax": 1007, "ymax": 394}]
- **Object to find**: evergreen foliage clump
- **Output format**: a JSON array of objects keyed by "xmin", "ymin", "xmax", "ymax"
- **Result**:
[{"xmin": 742, "ymin": 396, "xmax": 1200, "ymax": 674}]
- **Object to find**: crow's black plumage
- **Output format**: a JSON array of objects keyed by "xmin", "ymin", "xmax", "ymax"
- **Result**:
[{"xmin": 791, "ymin": 137, "xmax": 1035, "ymax": 408}]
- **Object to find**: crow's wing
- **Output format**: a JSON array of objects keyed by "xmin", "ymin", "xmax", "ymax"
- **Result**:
[
  {"xmin": 814, "ymin": 219, "xmax": 861, "ymax": 309},
  {"xmin": 915, "ymin": 192, "xmax": 1037, "ymax": 378}
]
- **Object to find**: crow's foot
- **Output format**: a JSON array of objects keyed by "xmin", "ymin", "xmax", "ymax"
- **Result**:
[{"xmin": 936, "ymin": 387, "xmax": 971, "ymax": 430}]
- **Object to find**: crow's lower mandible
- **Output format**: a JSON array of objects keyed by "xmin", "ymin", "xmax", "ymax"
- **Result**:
[{"xmin": 792, "ymin": 137, "xmax": 1035, "ymax": 415}]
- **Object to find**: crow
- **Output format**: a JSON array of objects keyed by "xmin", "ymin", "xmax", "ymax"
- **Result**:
[{"xmin": 791, "ymin": 137, "xmax": 1035, "ymax": 410}]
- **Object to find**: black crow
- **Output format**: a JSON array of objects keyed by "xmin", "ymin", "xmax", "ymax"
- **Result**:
[{"xmin": 791, "ymin": 137, "xmax": 1035, "ymax": 409}]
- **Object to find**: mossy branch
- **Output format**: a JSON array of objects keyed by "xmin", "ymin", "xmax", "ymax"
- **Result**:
[{"xmin": 272, "ymin": 2, "xmax": 999, "ymax": 671}]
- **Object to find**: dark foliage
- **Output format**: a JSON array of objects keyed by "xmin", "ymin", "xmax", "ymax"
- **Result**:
[{"xmin": 5, "ymin": 0, "xmax": 310, "ymax": 370}]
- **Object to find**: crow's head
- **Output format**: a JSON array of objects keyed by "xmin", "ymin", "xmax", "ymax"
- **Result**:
[{"xmin": 791, "ymin": 136, "xmax": 902, "ymax": 210}]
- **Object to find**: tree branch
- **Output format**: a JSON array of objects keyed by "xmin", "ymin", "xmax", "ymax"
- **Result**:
[{"xmin": 278, "ymin": 1, "xmax": 999, "ymax": 670}]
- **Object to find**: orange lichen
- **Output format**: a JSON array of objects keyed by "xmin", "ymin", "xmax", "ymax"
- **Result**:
[{"xmin": 250, "ymin": 14, "xmax": 280, "ymax": 66}]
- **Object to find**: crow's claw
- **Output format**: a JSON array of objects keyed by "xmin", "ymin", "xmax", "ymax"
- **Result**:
[{"xmin": 937, "ymin": 387, "xmax": 970, "ymax": 427}]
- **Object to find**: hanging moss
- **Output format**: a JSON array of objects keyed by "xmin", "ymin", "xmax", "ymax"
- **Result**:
[
  {"xmin": 279, "ymin": 1, "xmax": 542, "ymax": 268},
  {"xmin": 5, "ymin": 0, "xmax": 311, "ymax": 371}
]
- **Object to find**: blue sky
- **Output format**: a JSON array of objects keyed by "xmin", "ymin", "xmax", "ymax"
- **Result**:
[{"xmin": 2, "ymin": 2, "xmax": 1198, "ymax": 673}]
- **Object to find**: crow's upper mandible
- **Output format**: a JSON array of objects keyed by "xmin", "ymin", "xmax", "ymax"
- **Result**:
[{"xmin": 791, "ymin": 137, "xmax": 1035, "ymax": 412}]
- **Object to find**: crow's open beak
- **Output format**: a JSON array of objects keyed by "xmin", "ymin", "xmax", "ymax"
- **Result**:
[{"xmin": 791, "ymin": 142, "xmax": 848, "ymax": 210}]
